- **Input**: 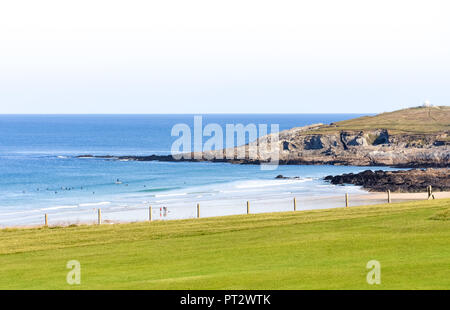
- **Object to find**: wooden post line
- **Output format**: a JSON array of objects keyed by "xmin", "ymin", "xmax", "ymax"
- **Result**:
[
  {"xmin": 39, "ymin": 189, "xmax": 426, "ymax": 227},
  {"xmin": 98, "ymin": 208, "xmax": 102, "ymax": 225}
]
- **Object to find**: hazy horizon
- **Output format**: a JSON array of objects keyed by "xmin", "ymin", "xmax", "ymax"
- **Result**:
[
  {"xmin": 1, "ymin": 1, "xmax": 449, "ymax": 114},
  {"xmin": 0, "ymin": 112, "xmax": 375, "ymax": 115}
]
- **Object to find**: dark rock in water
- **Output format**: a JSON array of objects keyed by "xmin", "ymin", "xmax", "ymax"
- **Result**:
[
  {"xmin": 274, "ymin": 175, "xmax": 301, "ymax": 180},
  {"xmin": 76, "ymin": 154, "xmax": 189, "ymax": 162},
  {"xmin": 77, "ymin": 155, "xmax": 95, "ymax": 158},
  {"xmin": 323, "ymin": 168, "xmax": 450, "ymax": 192}
]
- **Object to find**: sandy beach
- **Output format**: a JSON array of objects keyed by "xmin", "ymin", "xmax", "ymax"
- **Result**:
[
  {"xmin": 308, "ymin": 191, "xmax": 450, "ymax": 210},
  {"xmin": 5, "ymin": 190, "xmax": 450, "ymax": 229},
  {"xmin": 351, "ymin": 191, "xmax": 450, "ymax": 203}
]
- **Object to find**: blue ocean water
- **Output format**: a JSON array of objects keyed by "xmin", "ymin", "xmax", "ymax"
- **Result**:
[{"xmin": 0, "ymin": 114, "xmax": 396, "ymax": 226}]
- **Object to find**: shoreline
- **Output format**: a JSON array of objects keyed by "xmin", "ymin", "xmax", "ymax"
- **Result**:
[{"xmin": 4, "ymin": 191, "xmax": 450, "ymax": 230}]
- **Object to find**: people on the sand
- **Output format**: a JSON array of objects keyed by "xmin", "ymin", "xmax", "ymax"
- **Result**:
[{"xmin": 162, "ymin": 206, "xmax": 169, "ymax": 217}]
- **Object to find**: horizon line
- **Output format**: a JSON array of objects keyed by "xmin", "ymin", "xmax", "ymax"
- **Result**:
[{"xmin": 0, "ymin": 112, "xmax": 376, "ymax": 116}]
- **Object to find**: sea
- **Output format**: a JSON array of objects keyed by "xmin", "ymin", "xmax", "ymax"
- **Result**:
[{"xmin": 0, "ymin": 114, "xmax": 399, "ymax": 226}]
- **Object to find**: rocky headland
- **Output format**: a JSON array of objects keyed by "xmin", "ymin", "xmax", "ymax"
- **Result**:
[
  {"xmin": 197, "ymin": 106, "xmax": 450, "ymax": 167},
  {"xmin": 78, "ymin": 106, "xmax": 450, "ymax": 168}
]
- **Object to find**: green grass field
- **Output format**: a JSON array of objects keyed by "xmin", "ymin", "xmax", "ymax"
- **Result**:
[
  {"xmin": 308, "ymin": 106, "xmax": 450, "ymax": 135},
  {"xmin": 1, "ymin": 199, "xmax": 450, "ymax": 290}
]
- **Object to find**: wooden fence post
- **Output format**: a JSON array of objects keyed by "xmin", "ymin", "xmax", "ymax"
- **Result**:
[
  {"xmin": 149, "ymin": 206, "xmax": 152, "ymax": 222},
  {"xmin": 427, "ymin": 185, "xmax": 435, "ymax": 200},
  {"xmin": 197, "ymin": 203, "xmax": 200, "ymax": 218},
  {"xmin": 387, "ymin": 190, "xmax": 391, "ymax": 203},
  {"xmin": 98, "ymin": 208, "xmax": 102, "ymax": 225},
  {"xmin": 293, "ymin": 197, "xmax": 297, "ymax": 211},
  {"xmin": 345, "ymin": 193, "xmax": 349, "ymax": 208},
  {"xmin": 44, "ymin": 214, "xmax": 48, "ymax": 227},
  {"xmin": 247, "ymin": 201, "xmax": 250, "ymax": 214}
]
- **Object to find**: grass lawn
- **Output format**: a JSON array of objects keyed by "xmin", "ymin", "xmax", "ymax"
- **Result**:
[
  {"xmin": 1, "ymin": 199, "xmax": 449, "ymax": 289},
  {"xmin": 308, "ymin": 106, "xmax": 450, "ymax": 134}
]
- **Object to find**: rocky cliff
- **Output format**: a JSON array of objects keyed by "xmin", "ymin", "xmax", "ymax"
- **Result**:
[
  {"xmin": 200, "ymin": 107, "xmax": 450, "ymax": 167},
  {"xmin": 212, "ymin": 128, "xmax": 450, "ymax": 167}
]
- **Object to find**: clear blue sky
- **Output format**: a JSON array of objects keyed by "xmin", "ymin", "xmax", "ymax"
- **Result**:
[{"xmin": 0, "ymin": 0, "xmax": 449, "ymax": 114}]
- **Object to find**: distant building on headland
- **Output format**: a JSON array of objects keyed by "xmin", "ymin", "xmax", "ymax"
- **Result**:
[{"xmin": 422, "ymin": 100, "xmax": 432, "ymax": 107}]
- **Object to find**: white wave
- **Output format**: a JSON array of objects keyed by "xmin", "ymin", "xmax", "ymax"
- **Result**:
[
  {"xmin": 40, "ymin": 205, "xmax": 79, "ymax": 211},
  {"xmin": 154, "ymin": 193, "xmax": 187, "ymax": 198},
  {"xmin": 78, "ymin": 201, "xmax": 111, "ymax": 207},
  {"xmin": 0, "ymin": 209, "xmax": 41, "ymax": 216},
  {"xmin": 0, "ymin": 202, "xmax": 111, "ymax": 217},
  {"xmin": 233, "ymin": 178, "xmax": 312, "ymax": 189}
]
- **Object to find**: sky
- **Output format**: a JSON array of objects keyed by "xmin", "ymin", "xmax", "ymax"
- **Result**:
[{"xmin": 0, "ymin": 0, "xmax": 449, "ymax": 114}]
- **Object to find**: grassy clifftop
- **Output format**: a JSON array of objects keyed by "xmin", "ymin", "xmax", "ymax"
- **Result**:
[
  {"xmin": 309, "ymin": 106, "xmax": 450, "ymax": 135},
  {"xmin": 1, "ymin": 199, "xmax": 449, "ymax": 289}
]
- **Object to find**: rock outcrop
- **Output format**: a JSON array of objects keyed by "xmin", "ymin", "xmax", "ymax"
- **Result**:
[
  {"xmin": 323, "ymin": 168, "xmax": 450, "ymax": 192},
  {"xmin": 199, "ymin": 126, "xmax": 450, "ymax": 167}
]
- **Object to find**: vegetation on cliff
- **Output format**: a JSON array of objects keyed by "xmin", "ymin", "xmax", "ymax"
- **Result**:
[{"xmin": 307, "ymin": 106, "xmax": 450, "ymax": 135}]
